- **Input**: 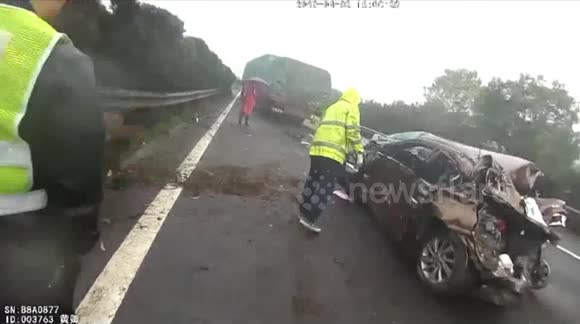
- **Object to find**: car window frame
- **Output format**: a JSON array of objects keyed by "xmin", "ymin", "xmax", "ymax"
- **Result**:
[
  {"xmin": 423, "ymin": 150, "xmax": 462, "ymax": 188},
  {"xmin": 383, "ymin": 141, "xmax": 462, "ymax": 188}
]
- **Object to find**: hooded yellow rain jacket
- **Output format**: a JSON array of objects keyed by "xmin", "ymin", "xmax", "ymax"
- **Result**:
[{"xmin": 309, "ymin": 88, "xmax": 364, "ymax": 164}]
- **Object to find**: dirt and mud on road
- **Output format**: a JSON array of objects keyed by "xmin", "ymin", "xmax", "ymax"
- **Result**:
[
  {"xmin": 76, "ymin": 95, "xmax": 234, "ymax": 299},
  {"xmin": 103, "ymin": 94, "xmax": 234, "ymax": 189},
  {"xmin": 114, "ymin": 160, "xmax": 302, "ymax": 202},
  {"xmin": 185, "ymin": 163, "xmax": 301, "ymax": 200}
]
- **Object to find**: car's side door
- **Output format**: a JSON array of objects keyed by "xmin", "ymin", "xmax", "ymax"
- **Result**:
[
  {"xmin": 364, "ymin": 153, "xmax": 420, "ymax": 242},
  {"xmin": 418, "ymin": 151, "xmax": 477, "ymax": 233}
]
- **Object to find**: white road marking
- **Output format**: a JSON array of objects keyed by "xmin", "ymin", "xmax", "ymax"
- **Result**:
[
  {"xmin": 77, "ymin": 93, "xmax": 240, "ymax": 324},
  {"xmin": 556, "ymin": 245, "xmax": 580, "ymax": 262}
]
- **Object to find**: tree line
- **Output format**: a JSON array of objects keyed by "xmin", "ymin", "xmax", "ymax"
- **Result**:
[
  {"xmin": 51, "ymin": 0, "xmax": 235, "ymax": 92},
  {"xmin": 360, "ymin": 69, "xmax": 580, "ymax": 208}
]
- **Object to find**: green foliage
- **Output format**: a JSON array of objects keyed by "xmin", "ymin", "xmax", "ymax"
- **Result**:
[
  {"xmin": 475, "ymin": 75, "xmax": 579, "ymax": 180},
  {"xmin": 424, "ymin": 69, "xmax": 482, "ymax": 113},
  {"xmin": 52, "ymin": 0, "xmax": 235, "ymax": 91},
  {"xmin": 362, "ymin": 70, "xmax": 580, "ymax": 205}
]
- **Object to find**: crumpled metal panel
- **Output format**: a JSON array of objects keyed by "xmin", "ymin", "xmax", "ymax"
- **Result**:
[
  {"xmin": 381, "ymin": 132, "xmax": 543, "ymax": 196},
  {"xmin": 430, "ymin": 188, "xmax": 478, "ymax": 233}
]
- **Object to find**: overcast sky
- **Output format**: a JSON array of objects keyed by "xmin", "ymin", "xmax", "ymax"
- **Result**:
[{"xmin": 142, "ymin": 0, "xmax": 580, "ymax": 106}]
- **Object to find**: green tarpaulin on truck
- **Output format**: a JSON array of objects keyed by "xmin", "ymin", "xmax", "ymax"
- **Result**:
[{"xmin": 242, "ymin": 54, "xmax": 332, "ymax": 112}]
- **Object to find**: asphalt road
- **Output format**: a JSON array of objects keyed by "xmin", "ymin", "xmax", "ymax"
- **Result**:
[{"xmin": 76, "ymin": 97, "xmax": 580, "ymax": 324}]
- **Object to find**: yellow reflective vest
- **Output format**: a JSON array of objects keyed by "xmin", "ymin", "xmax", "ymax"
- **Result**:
[
  {"xmin": 310, "ymin": 88, "xmax": 364, "ymax": 164},
  {"xmin": 0, "ymin": 4, "xmax": 65, "ymax": 214}
]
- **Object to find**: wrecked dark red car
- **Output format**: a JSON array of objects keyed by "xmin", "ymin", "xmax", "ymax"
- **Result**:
[{"xmin": 347, "ymin": 132, "xmax": 567, "ymax": 304}]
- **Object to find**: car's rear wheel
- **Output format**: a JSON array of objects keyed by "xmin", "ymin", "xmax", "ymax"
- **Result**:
[{"xmin": 416, "ymin": 227, "xmax": 477, "ymax": 296}]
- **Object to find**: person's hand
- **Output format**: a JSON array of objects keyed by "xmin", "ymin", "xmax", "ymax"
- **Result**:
[{"xmin": 356, "ymin": 153, "xmax": 364, "ymax": 169}]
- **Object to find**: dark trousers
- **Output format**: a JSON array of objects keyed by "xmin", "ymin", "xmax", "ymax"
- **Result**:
[
  {"xmin": 0, "ymin": 212, "xmax": 80, "ymax": 316},
  {"xmin": 299, "ymin": 156, "xmax": 344, "ymax": 223}
]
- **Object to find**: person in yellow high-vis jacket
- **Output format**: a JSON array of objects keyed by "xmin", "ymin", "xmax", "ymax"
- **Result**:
[
  {"xmin": 0, "ymin": 0, "xmax": 104, "ymax": 313},
  {"xmin": 298, "ymin": 88, "xmax": 364, "ymax": 233}
]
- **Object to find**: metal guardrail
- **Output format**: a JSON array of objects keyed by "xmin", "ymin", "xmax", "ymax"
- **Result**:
[{"xmin": 98, "ymin": 88, "xmax": 220, "ymax": 111}]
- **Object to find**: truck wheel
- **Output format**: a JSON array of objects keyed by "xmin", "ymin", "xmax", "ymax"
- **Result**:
[{"xmin": 416, "ymin": 227, "xmax": 477, "ymax": 296}]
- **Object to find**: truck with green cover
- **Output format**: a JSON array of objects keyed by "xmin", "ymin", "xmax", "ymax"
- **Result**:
[{"xmin": 242, "ymin": 54, "xmax": 332, "ymax": 122}]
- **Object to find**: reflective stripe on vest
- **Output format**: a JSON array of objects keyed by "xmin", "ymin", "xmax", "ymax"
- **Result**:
[
  {"xmin": 0, "ymin": 190, "xmax": 47, "ymax": 216},
  {"xmin": 319, "ymin": 120, "xmax": 345, "ymax": 127},
  {"xmin": 319, "ymin": 120, "xmax": 359, "ymax": 130},
  {"xmin": 0, "ymin": 4, "xmax": 64, "ymax": 213},
  {"xmin": 310, "ymin": 117, "xmax": 348, "ymax": 163},
  {"xmin": 310, "ymin": 140, "xmax": 347, "ymax": 155}
]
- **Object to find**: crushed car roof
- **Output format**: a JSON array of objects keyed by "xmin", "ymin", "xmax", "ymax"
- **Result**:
[{"xmin": 380, "ymin": 131, "xmax": 543, "ymax": 194}]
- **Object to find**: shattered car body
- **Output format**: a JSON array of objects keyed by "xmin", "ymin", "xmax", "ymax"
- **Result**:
[{"xmin": 349, "ymin": 131, "xmax": 566, "ymax": 302}]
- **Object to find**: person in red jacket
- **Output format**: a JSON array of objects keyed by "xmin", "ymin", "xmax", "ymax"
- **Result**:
[{"xmin": 239, "ymin": 81, "xmax": 257, "ymax": 126}]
